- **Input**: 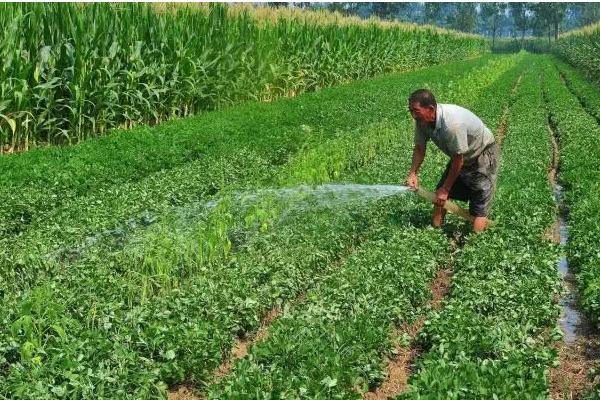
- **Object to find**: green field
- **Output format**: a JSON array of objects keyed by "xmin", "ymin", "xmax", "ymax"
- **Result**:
[
  {"xmin": 0, "ymin": 3, "xmax": 486, "ymax": 152},
  {"xmin": 2, "ymin": 5, "xmax": 600, "ymax": 399}
]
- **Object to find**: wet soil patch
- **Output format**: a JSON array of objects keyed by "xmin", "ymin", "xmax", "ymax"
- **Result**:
[{"xmin": 545, "ymin": 106, "xmax": 600, "ymax": 399}]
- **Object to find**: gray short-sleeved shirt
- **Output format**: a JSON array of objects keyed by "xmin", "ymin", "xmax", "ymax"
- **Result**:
[{"xmin": 414, "ymin": 104, "xmax": 495, "ymax": 162}]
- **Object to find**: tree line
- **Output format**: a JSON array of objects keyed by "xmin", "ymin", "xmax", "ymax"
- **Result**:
[{"xmin": 270, "ymin": 3, "xmax": 600, "ymax": 45}]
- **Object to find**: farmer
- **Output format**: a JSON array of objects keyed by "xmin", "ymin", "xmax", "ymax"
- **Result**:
[{"xmin": 404, "ymin": 89, "xmax": 499, "ymax": 232}]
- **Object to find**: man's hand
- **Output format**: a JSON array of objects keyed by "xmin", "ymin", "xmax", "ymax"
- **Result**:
[
  {"xmin": 434, "ymin": 186, "xmax": 449, "ymax": 207},
  {"xmin": 405, "ymin": 172, "xmax": 418, "ymax": 190}
]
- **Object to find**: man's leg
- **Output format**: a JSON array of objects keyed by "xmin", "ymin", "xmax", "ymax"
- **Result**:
[
  {"xmin": 433, "ymin": 162, "xmax": 452, "ymax": 228},
  {"xmin": 432, "ymin": 205, "xmax": 447, "ymax": 227},
  {"xmin": 468, "ymin": 143, "xmax": 499, "ymax": 233}
]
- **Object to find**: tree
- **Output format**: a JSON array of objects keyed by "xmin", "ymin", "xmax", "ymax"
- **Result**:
[
  {"xmin": 295, "ymin": 3, "xmax": 317, "ymax": 10},
  {"xmin": 547, "ymin": 3, "xmax": 568, "ymax": 40},
  {"xmin": 447, "ymin": 3, "xmax": 477, "ymax": 33},
  {"xmin": 581, "ymin": 2, "xmax": 600, "ymax": 26},
  {"xmin": 531, "ymin": 2, "xmax": 567, "ymax": 41},
  {"xmin": 326, "ymin": 2, "xmax": 362, "ymax": 17},
  {"xmin": 371, "ymin": 3, "xmax": 406, "ymax": 20},
  {"xmin": 395, "ymin": 3, "xmax": 423, "ymax": 24},
  {"xmin": 510, "ymin": 2, "xmax": 530, "ymax": 42},
  {"xmin": 423, "ymin": 3, "xmax": 443, "ymax": 25},
  {"xmin": 481, "ymin": 2, "xmax": 507, "ymax": 48}
]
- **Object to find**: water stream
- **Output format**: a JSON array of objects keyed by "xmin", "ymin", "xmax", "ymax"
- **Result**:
[
  {"xmin": 51, "ymin": 184, "xmax": 411, "ymax": 262},
  {"xmin": 554, "ymin": 182, "xmax": 583, "ymax": 344}
]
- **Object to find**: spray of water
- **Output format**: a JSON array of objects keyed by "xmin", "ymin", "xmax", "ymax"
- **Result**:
[
  {"xmin": 236, "ymin": 184, "xmax": 410, "ymax": 206},
  {"xmin": 52, "ymin": 184, "xmax": 411, "ymax": 262},
  {"xmin": 178, "ymin": 184, "xmax": 410, "ymax": 221}
]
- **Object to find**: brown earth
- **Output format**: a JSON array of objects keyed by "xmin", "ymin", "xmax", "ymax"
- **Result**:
[
  {"xmin": 168, "ymin": 385, "xmax": 201, "ymax": 400},
  {"xmin": 545, "ymin": 112, "xmax": 600, "ymax": 399},
  {"xmin": 496, "ymin": 74, "xmax": 523, "ymax": 146},
  {"xmin": 167, "ymin": 244, "xmax": 358, "ymax": 399},
  {"xmin": 543, "ymin": 219, "xmax": 561, "ymax": 244},
  {"xmin": 363, "ymin": 267, "xmax": 452, "ymax": 400},
  {"xmin": 550, "ymin": 331, "xmax": 600, "ymax": 399}
]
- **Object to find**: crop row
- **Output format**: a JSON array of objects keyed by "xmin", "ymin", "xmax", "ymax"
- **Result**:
[
  {"xmin": 2, "ymin": 54, "xmax": 511, "ymax": 398},
  {"xmin": 0, "ymin": 3, "xmax": 487, "ymax": 151},
  {"xmin": 542, "ymin": 57, "xmax": 600, "ymax": 397},
  {"xmin": 1, "ymin": 126, "xmax": 427, "ymax": 399},
  {"xmin": 208, "ymin": 218, "xmax": 448, "ymax": 399},
  {"xmin": 0, "ymin": 55, "xmax": 496, "ymax": 241},
  {"xmin": 0, "ymin": 51, "xmax": 495, "ymax": 298},
  {"xmin": 552, "ymin": 57, "xmax": 600, "ymax": 123},
  {"xmin": 192, "ymin": 55, "xmax": 528, "ymax": 398},
  {"xmin": 1, "ymin": 192, "xmax": 394, "ymax": 399},
  {"xmin": 0, "ymin": 53, "xmax": 523, "ymax": 399},
  {"xmin": 0, "ymin": 55, "xmax": 515, "ymax": 299},
  {"xmin": 281, "ymin": 52, "xmax": 524, "ymax": 188},
  {"xmin": 554, "ymin": 22, "xmax": 600, "ymax": 84},
  {"xmin": 401, "ymin": 56, "xmax": 561, "ymax": 398}
]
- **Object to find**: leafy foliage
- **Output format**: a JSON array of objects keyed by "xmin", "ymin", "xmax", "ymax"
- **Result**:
[
  {"xmin": 542, "ymin": 59, "xmax": 600, "ymax": 339},
  {"xmin": 400, "ymin": 57, "xmax": 561, "ymax": 399},
  {"xmin": 0, "ymin": 3, "xmax": 487, "ymax": 151},
  {"xmin": 0, "ymin": 51, "xmax": 575, "ymax": 399},
  {"xmin": 555, "ymin": 22, "xmax": 600, "ymax": 84},
  {"xmin": 0, "ymin": 55, "xmax": 495, "ymax": 244},
  {"xmin": 0, "ymin": 54, "xmax": 514, "ymax": 398}
]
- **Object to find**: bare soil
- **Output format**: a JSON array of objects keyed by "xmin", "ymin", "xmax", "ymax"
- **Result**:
[
  {"xmin": 167, "ymin": 303, "xmax": 286, "ymax": 400},
  {"xmin": 543, "ymin": 219, "xmax": 561, "ymax": 244},
  {"xmin": 167, "ymin": 244, "xmax": 357, "ymax": 399},
  {"xmin": 363, "ymin": 268, "xmax": 452, "ymax": 400},
  {"xmin": 214, "ymin": 303, "xmax": 284, "ymax": 381},
  {"xmin": 545, "ymin": 116, "xmax": 600, "ymax": 399},
  {"xmin": 168, "ymin": 385, "xmax": 201, "ymax": 400},
  {"xmin": 496, "ymin": 74, "xmax": 523, "ymax": 146},
  {"xmin": 550, "ymin": 331, "xmax": 600, "ymax": 399}
]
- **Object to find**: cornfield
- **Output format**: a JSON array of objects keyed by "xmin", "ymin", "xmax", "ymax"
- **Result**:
[
  {"xmin": 555, "ymin": 22, "xmax": 600, "ymax": 83},
  {"xmin": 0, "ymin": 3, "xmax": 487, "ymax": 152}
]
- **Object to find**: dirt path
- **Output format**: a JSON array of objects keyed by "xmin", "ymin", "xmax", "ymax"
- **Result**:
[
  {"xmin": 168, "ymin": 296, "xmax": 301, "ymax": 400},
  {"xmin": 363, "ymin": 230, "xmax": 459, "ymax": 400},
  {"xmin": 362, "ymin": 267, "xmax": 452, "ymax": 400},
  {"xmin": 168, "ymin": 243, "xmax": 361, "ymax": 400},
  {"xmin": 545, "ymin": 104, "xmax": 600, "ymax": 400},
  {"xmin": 496, "ymin": 73, "xmax": 523, "ymax": 146}
]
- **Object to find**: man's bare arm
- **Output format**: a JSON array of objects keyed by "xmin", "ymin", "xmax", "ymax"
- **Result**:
[
  {"xmin": 434, "ymin": 153, "xmax": 464, "ymax": 206},
  {"xmin": 441, "ymin": 154, "xmax": 464, "ymax": 191},
  {"xmin": 409, "ymin": 144, "xmax": 426, "ymax": 174},
  {"xmin": 405, "ymin": 144, "xmax": 426, "ymax": 188}
]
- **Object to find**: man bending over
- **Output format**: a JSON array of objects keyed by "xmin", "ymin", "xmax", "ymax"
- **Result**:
[{"xmin": 405, "ymin": 89, "xmax": 499, "ymax": 232}]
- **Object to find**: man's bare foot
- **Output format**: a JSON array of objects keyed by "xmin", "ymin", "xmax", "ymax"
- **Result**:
[{"xmin": 472, "ymin": 216, "xmax": 488, "ymax": 232}]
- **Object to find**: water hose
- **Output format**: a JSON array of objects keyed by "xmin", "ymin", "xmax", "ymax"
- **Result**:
[{"xmin": 413, "ymin": 186, "xmax": 495, "ymax": 226}]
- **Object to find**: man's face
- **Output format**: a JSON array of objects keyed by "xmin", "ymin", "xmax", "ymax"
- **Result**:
[{"xmin": 409, "ymin": 101, "xmax": 436, "ymax": 124}]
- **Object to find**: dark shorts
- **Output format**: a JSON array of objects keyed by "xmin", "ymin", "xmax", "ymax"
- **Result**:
[{"xmin": 436, "ymin": 142, "xmax": 499, "ymax": 217}]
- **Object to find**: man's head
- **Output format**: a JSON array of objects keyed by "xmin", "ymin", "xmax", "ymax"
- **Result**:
[{"xmin": 408, "ymin": 89, "xmax": 437, "ymax": 124}]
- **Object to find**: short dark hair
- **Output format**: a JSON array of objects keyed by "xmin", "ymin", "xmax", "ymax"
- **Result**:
[{"xmin": 408, "ymin": 89, "xmax": 437, "ymax": 108}]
